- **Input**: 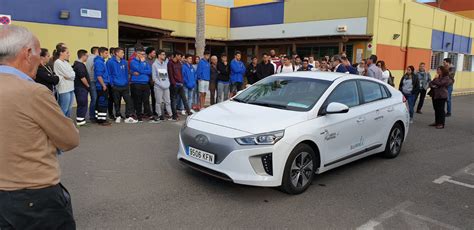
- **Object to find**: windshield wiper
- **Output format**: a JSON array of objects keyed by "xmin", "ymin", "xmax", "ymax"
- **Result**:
[
  {"xmin": 247, "ymin": 101, "xmax": 287, "ymax": 109},
  {"xmin": 231, "ymin": 98, "xmax": 246, "ymax": 103}
]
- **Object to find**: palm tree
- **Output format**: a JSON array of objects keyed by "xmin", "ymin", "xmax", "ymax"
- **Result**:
[{"xmin": 195, "ymin": 0, "xmax": 205, "ymax": 58}]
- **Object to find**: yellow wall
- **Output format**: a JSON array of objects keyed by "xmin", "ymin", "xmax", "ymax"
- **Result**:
[
  {"xmin": 284, "ymin": 0, "xmax": 369, "ymax": 23},
  {"xmin": 234, "ymin": 0, "xmax": 276, "ymax": 7},
  {"xmin": 161, "ymin": 0, "xmax": 229, "ymax": 27},
  {"xmin": 108, "ymin": 0, "xmax": 119, "ymax": 48},
  {"xmin": 12, "ymin": 21, "xmax": 111, "ymax": 63},
  {"xmin": 119, "ymin": 15, "xmax": 228, "ymax": 40}
]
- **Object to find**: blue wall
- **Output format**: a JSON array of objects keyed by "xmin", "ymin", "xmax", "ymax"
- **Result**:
[
  {"xmin": 0, "ymin": 0, "xmax": 107, "ymax": 29},
  {"xmin": 230, "ymin": 2, "xmax": 284, "ymax": 28},
  {"xmin": 432, "ymin": 30, "xmax": 472, "ymax": 54}
]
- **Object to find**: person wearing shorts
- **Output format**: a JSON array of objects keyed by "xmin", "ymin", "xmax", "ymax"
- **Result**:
[
  {"xmin": 196, "ymin": 51, "xmax": 211, "ymax": 108},
  {"xmin": 230, "ymin": 51, "xmax": 246, "ymax": 96}
]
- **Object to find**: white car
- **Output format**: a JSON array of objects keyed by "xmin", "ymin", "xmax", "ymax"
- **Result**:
[{"xmin": 178, "ymin": 72, "xmax": 409, "ymax": 194}]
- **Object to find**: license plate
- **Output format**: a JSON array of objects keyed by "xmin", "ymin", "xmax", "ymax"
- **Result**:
[{"xmin": 187, "ymin": 146, "xmax": 215, "ymax": 164}]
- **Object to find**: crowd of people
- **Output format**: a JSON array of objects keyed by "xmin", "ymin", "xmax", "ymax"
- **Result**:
[{"xmin": 34, "ymin": 44, "xmax": 455, "ymax": 128}]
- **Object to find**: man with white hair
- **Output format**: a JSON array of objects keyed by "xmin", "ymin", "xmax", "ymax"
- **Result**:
[{"xmin": 0, "ymin": 25, "xmax": 79, "ymax": 229}]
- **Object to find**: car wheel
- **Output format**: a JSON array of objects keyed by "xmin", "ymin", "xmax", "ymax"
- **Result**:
[
  {"xmin": 281, "ymin": 144, "xmax": 316, "ymax": 194},
  {"xmin": 381, "ymin": 123, "xmax": 404, "ymax": 158}
]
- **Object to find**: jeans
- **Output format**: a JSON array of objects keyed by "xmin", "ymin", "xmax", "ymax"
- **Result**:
[
  {"xmin": 217, "ymin": 82, "xmax": 230, "ymax": 103},
  {"xmin": 150, "ymin": 83, "xmax": 157, "ymax": 115},
  {"xmin": 404, "ymin": 93, "xmax": 416, "ymax": 119},
  {"xmin": 433, "ymin": 98, "xmax": 447, "ymax": 125},
  {"xmin": 131, "ymin": 83, "xmax": 151, "ymax": 118},
  {"xmin": 96, "ymin": 88, "xmax": 108, "ymax": 123},
  {"xmin": 170, "ymin": 85, "xmax": 190, "ymax": 118},
  {"xmin": 113, "ymin": 85, "xmax": 134, "ymax": 118},
  {"xmin": 89, "ymin": 82, "xmax": 97, "ymax": 120},
  {"xmin": 184, "ymin": 87, "xmax": 194, "ymax": 110},
  {"xmin": 0, "ymin": 184, "xmax": 75, "ymax": 230},
  {"xmin": 58, "ymin": 91, "xmax": 75, "ymax": 118},
  {"xmin": 209, "ymin": 80, "xmax": 217, "ymax": 105},
  {"xmin": 74, "ymin": 87, "xmax": 89, "ymax": 123},
  {"xmin": 154, "ymin": 86, "xmax": 172, "ymax": 117},
  {"xmin": 416, "ymin": 89, "xmax": 427, "ymax": 112},
  {"xmin": 446, "ymin": 85, "xmax": 453, "ymax": 114}
]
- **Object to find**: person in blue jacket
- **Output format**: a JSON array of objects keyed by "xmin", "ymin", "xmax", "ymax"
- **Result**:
[
  {"xmin": 94, "ymin": 47, "xmax": 111, "ymax": 125},
  {"xmin": 230, "ymin": 51, "xmax": 246, "ymax": 96},
  {"xmin": 182, "ymin": 54, "xmax": 197, "ymax": 112},
  {"xmin": 196, "ymin": 50, "xmax": 211, "ymax": 109},
  {"xmin": 130, "ymin": 48, "xmax": 152, "ymax": 121},
  {"xmin": 107, "ymin": 47, "xmax": 138, "ymax": 124}
]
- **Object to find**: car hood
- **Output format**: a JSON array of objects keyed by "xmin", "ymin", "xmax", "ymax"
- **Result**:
[{"xmin": 190, "ymin": 101, "xmax": 308, "ymax": 134}]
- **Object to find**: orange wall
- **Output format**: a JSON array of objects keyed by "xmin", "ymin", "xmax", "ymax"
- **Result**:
[
  {"xmin": 119, "ymin": 0, "xmax": 162, "ymax": 19},
  {"xmin": 376, "ymin": 44, "xmax": 431, "ymax": 71},
  {"xmin": 426, "ymin": 0, "xmax": 474, "ymax": 12}
]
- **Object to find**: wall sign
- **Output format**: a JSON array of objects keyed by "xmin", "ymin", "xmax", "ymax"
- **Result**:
[
  {"xmin": 0, "ymin": 15, "xmax": 12, "ymax": 25},
  {"xmin": 80, "ymin": 8, "xmax": 102, "ymax": 19}
]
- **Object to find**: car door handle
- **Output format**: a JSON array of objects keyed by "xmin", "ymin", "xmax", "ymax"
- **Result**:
[
  {"xmin": 356, "ymin": 118, "xmax": 365, "ymax": 123},
  {"xmin": 387, "ymin": 107, "xmax": 394, "ymax": 112}
]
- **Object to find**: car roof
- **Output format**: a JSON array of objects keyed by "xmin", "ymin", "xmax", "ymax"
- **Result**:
[{"xmin": 271, "ymin": 71, "xmax": 349, "ymax": 81}]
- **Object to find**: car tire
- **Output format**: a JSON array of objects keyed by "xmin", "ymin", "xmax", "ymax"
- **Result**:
[
  {"xmin": 381, "ymin": 123, "xmax": 404, "ymax": 159},
  {"xmin": 280, "ymin": 144, "xmax": 316, "ymax": 195}
]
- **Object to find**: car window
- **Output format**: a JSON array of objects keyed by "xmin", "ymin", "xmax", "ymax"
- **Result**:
[
  {"xmin": 381, "ymin": 85, "xmax": 388, "ymax": 98},
  {"xmin": 234, "ymin": 77, "xmax": 331, "ymax": 111},
  {"xmin": 360, "ymin": 80, "xmax": 383, "ymax": 103},
  {"xmin": 326, "ymin": 80, "xmax": 360, "ymax": 107}
]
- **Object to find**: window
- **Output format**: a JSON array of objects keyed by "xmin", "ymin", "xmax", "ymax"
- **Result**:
[
  {"xmin": 234, "ymin": 77, "xmax": 331, "ymax": 111},
  {"xmin": 430, "ymin": 52, "xmax": 443, "ymax": 70},
  {"xmin": 326, "ymin": 81, "xmax": 360, "ymax": 107},
  {"xmin": 448, "ymin": 53, "xmax": 458, "ymax": 68},
  {"xmin": 360, "ymin": 80, "xmax": 383, "ymax": 103},
  {"xmin": 463, "ymin": 55, "xmax": 473, "ymax": 72}
]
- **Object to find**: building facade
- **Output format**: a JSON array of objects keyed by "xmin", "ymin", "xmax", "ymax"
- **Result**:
[{"xmin": 1, "ymin": 0, "xmax": 473, "ymax": 90}]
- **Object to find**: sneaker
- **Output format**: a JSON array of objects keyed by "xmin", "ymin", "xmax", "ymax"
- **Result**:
[
  {"xmin": 181, "ymin": 110, "xmax": 186, "ymax": 116},
  {"xmin": 124, "ymin": 117, "xmax": 139, "ymax": 124},
  {"xmin": 159, "ymin": 115, "xmax": 165, "ymax": 121},
  {"xmin": 115, "ymin": 117, "xmax": 122, "ymax": 123},
  {"xmin": 190, "ymin": 109, "xmax": 197, "ymax": 113},
  {"xmin": 436, "ymin": 124, "xmax": 445, "ymax": 129},
  {"xmin": 149, "ymin": 117, "xmax": 162, "ymax": 124},
  {"xmin": 416, "ymin": 110, "xmax": 422, "ymax": 114},
  {"xmin": 429, "ymin": 123, "xmax": 437, "ymax": 126},
  {"xmin": 446, "ymin": 113, "xmax": 451, "ymax": 117},
  {"xmin": 187, "ymin": 111, "xmax": 193, "ymax": 116},
  {"xmin": 169, "ymin": 116, "xmax": 179, "ymax": 122},
  {"xmin": 109, "ymin": 115, "xmax": 116, "ymax": 120},
  {"xmin": 98, "ymin": 121, "xmax": 112, "ymax": 126},
  {"xmin": 138, "ymin": 117, "xmax": 143, "ymax": 122},
  {"xmin": 77, "ymin": 121, "xmax": 86, "ymax": 127}
]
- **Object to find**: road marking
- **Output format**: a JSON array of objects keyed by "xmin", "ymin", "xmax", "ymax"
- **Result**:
[
  {"xmin": 357, "ymin": 201, "xmax": 413, "ymax": 230},
  {"xmin": 433, "ymin": 175, "xmax": 474, "ymax": 189},
  {"xmin": 454, "ymin": 163, "xmax": 474, "ymax": 176},
  {"xmin": 399, "ymin": 210, "xmax": 461, "ymax": 230}
]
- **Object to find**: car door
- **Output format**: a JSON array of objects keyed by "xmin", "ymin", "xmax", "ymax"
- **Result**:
[
  {"xmin": 358, "ymin": 80, "xmax": 393, "ymax": 147},
  {"xmin": 318, "ymin": 80, "xmax": 369, "ymax": 167}
]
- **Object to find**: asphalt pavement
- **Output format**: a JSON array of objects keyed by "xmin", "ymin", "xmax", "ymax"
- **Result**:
[{"xmin": 61, "ymin": 95, "xmax": 474, "ymax": 229}]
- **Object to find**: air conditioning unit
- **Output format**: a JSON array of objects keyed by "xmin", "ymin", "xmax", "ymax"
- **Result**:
[{"xmin": 337, "ymin": 25, "xmax": 348, "ymax": 32}]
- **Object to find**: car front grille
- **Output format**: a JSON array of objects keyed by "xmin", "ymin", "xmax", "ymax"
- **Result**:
[{"xmin": 261, "ymin": 153, "xmax": 273, "ymax": 176}]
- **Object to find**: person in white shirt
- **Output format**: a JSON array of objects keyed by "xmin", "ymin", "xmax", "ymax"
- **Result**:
[
  {"xmin": 53, "ymin": 46, "xmax": 75, "ymax": 117},
  {"xmin": 276, "ymin": 56, "xmax": 296, "ymax": 73},
  {"xmin": 377, "ymin": 60, "xmax": 390, "ymax": 84}
]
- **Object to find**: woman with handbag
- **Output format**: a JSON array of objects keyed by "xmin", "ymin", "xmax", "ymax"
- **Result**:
[{"xmin": 428, "ymin": 66, "xmax": 452, "ymax": 129}]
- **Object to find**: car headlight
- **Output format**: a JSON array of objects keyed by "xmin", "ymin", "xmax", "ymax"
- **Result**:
[{"xmin": 235, "ymin": 130, "xmax": 284, "ymax": 145}]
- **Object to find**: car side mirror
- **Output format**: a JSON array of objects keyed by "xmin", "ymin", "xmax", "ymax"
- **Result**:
[{"xmin": 325, "ymin": 102, "xmax": 349, "ymax": 114}]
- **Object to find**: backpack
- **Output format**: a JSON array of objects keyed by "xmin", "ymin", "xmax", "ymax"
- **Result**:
[{"xmin": 387, "ymin": 70, "xmax": 395, "ymax": 87}]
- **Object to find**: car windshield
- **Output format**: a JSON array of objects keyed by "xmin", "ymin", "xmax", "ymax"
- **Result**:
[{"xmin": 233, "ymin": 77, "xmax": 332, "ymax": 111}]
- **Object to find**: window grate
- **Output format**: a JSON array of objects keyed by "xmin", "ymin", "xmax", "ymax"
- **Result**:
[
  {"xmin": 430, "ymin": 52, "xmax": 443, "ymax": 70},
  {"xmin": 463, "ymin": 55, "xmax": 472, "ymax": 71}
]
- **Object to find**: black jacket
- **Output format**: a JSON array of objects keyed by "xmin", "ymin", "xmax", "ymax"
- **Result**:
[
  {"xmin": 35, "ymin": 64, "xmax": 59, "ymax": 92},
  {"xmin": 210, "ymin": 64, "xmax": 218, "ymax": 84},
  {"xmin": 256, "ymin": 61, "xmax": 274, "ymax": 81},
  {"xmin": 217, "ymin": 61, "xmax": 230, "ymax": 82},
  {"xmin": 399, "ymin": 73, "xmax": 420, "ymax": 95},
  {"xmin": 246, "ymin": 63, "xmax": 258, "ymax": 84}
]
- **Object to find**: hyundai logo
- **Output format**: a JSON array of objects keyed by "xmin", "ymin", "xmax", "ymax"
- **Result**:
[{"xmin": 195, "ymin": 134, "xmax": 209, "ymax": 146}]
